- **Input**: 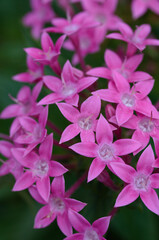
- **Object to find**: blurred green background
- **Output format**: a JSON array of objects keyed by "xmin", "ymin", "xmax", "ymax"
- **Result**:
[{"xmin": 1, "ymin": 0, "xmax": 159, "ymax": 240}]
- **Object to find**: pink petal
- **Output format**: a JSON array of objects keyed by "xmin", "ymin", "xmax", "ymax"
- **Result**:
[
  {"xmin": 130, "ymin": 71, "xmax": 153, "ymax": 82},
  {"xmin": 29, "ymin": 186, "xmax": 47, "ymax": 204},
  {"xmin": 64, "ymin": 198, "xmax": 86, "ymax": 212},
  {"xmin": 116, "ymin": 104, "xmax": 133, "ymax": 126},
  {"xmin": 118, "ymin": 22, "xmax": 133, "ymax": 37},
  {"xmin": 69, "ymin": 142, "xmax": 97, "ymax": 158},
  {"xmin": 87, "ymin": 67, "xmax": 111, "ymax": 79},
  {"xmin": 137, "ymin": 145, "xmax": 154, "ymax": 175},
  {"xmin": 39, "ymin": 105, "xmax": 48, "ymax": 128},
  {"xmin": 51, "ymin": 175, "xmax": 65, "ymax": 197},
  {"xmin": 64, "ymin": 233, "xmax": 84, "ymax": 240},
  {"xmin": 113, "ymin": 139, "xmax": 141, "ymax": 156},
  {"xmin": 34, "ymin": 205, "xmax": 56, "ymax": 228},
  {"xmin": 12, "ymin": 72, "xmax": 33, "ymax": 83},
  {"xmin": 88, "ymin": 158, "xmax": 106, "ymax": 182},
  {"xmin": 57, "ymin": 213, "xmax": 72, "ymax": 236},
  {"xmin": 106, "ymin": 33, "xmax": 125, "ymax": 41},
  {"xmin": 134, "ymin": 79, "xmax": 154, "ymax": 99},
  {"xmin": 39, "ymin": 133, "xmax": 53, "ymax": 160},
  {"xmin": 55, "ymin": 34, "xmax": 66, "ymax": 52},
  {"xmin": 13, "ymin": 171, "xmax": 35, "ymax": 191},
  {"xmin": 125, "ymin": 54, "xmax": 143, "ymax": 72},
  {"xmin": 32, "ymin": 81, "xmax": 43, "ymax": 101},
  {"xmin": 36, "ymin": 176, "xmax": 50, "ymax": 202},
  {"xmin": 92, "ymin": 216, "xmax": 111, "ymax": 236},
  {"xmin": 150, "ymin": 174, "xmax": 159, "ymax": 189},
  {"xmin": 132, "ymin": 130, "xmax": 149, "ymax": 155},
  {"xmin": 140, "ymin": 188, "xmax": 159, "ymax": 215},
  {"xmin": 80, "ymin": 130, "xmax": 95, "ymax": 143},
  {"xmin": 17, "ymin": 86, "xmax": 31, "ymax": 102},
  {"xmin": 104, "ymin": 49, "xmax": 122, "ymax": 69},
  {"xmin": 81, "ymin": 95, "xmax": 101, "ymax": 119},
  {"xmin": 19, "ymin": 116, "xmax": 37, "ymax": 132},
  {"xmin": 110, "ymin": 162, "xmax": 136, "ymax": 183},
  {"xmin": 68, "ymin": 210, "xmax": 90, "ymax": 233},
  {"xmin": 115, "ymin": 184, "xmax": 139, "ymax": 207},
  {"xmin": 145, "ymin": 39, "xmax": 159, "ymax": 46},
  {"xmin": 92, "ymin": 89, "xmax": 120, "ymax": 103},
  {"xmin": 60, "ymin": 124, "xmax": 80, "ymax": 144},
  {"xmin": 135, "ymin": 98, "xmax": 159, "ymax": 119},
  {"xmin": 77, "ymin": 77, "xmax": 98, "ymax": 92},
  {"xmin": 112, "ymin": 71, "xmax": 130, "ymax": 92},
  {"xmin": 131, "ymin": 0, "xmax": 148, "ymax": 19},
  {"xmin": 49, "ymin": 161, "xmax": 68, "ymax": 177},
  {"xmin": 43, "ymin": 75, "xmax": 62, "ymax": 92},
  {"xmin": 57, "ymin": 103, "xmax": 79, "ymax": 123},
  {"xmin": 96, "ymin": 114, "xmax": 113, "ymax": 144},
  {"xmin": 65, "ymin": 94, "xmax": 79, "ymax": 107},
  {"xmin": 135, "ymin": 24, "xmax": 151, "ymax": 40},
  {"xmin": 24, "ymin": 47, "xmax": 45, "ymax": 60},
  {"xmin": 0, "ymin": 105, "xmax": 21, "ymax": 119},
  {"xmin": 41, "ymin": 32, "xmax": 54, "ymax": 52},
  {"xmin": 0, "ymin": 141, "xmax": 13, "ymax": 158},
  {"xmin": 38, "ymin": 93, "xmax": 62, "ymax": 105}
]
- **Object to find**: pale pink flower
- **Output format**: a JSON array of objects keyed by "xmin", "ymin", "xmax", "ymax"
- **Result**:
[
  {"xmin": 0, "ymin": 82, "xmax": 43, "ymax": 119},
  {"xmin": 70, "ymin": 114, "xmax": 141, "ymax": 182},
  {"xmin": 14, "ymin": 106, "xmax": 48, "ymax": 156},
  {"xmin": 65, "ymin": 210, "xmax": 111, "ymax": 240},
  {"xmin": 30, "ymin": 175, "xmax": 86, "ymax": 236},
  {"xmin": 107, "ymin": 23, "xmax": 159, "ymax": 55},
  {"xmin": 110, "ymin": 145, "xmax": 159, "ymax": 215},
  {"xmin": 93, "ymin": 75, "xmax": 158, "ymax": 125},
  {"xmin": 12, "ymin": 134, "xmax": 68, "ymax": 201},
  {"xmin": 13, "ymin": 55, "xmax": 44, "ymax": 83},
  {"xmin": 131, "ymin": 0, "xmax": 159, "ymax": 19},
  {"xmin": 57, "ymin": 95, "xmax": 101, "ymax": 143},
  {"xmin": 23, "ymin": 0, "xmax": 54, "ymax": 39},
  {"xmin": 87, "ymin": 49, "xmax": 152, "ymax": 82},
  {"xmin": 38, "ymin": 60, "xmax": 97, "ymax": 106}
]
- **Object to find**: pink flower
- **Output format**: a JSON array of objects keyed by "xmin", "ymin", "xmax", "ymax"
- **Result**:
[
  {"xmin": 30, "ymin": 175, "xmax": 86, "ymax": 236},
  {"xmin": 0, "ymin": 82, "xmax": 43, "ymax": 119},
  {"xmin": 131, "ymin": 0, "xmax": 159, "ymax": 19},
  {"xmin": 64, "ymin": 210, "xmax": 111, "ymax": 240},
  {"xmin": 14, "ymin": 106, "xmax": 48, "ymax": 156},
  {"xmin": 23, "ymin": 0, "xmax": 54, "ymax": 39},
  {"xmin": 87, "ymin": 49, "xmax": 152, "ymax": 82},
  {"xmin": 12, "ymin": 134, "xmax": 68, "ymax": 201},
  {"xmin": 0, "ymin": 140, "xmax": 23, "ymax": 179},
  {"xmin": 107, "ymin": 23, "xmax": 159, "ymax": 55},
  {"xmin": 110, "ymin": 114, "xmax": 159, "ymax": 154},
  {"xmin": 24, "ymin": 32, "xmax": 66, "ymax": 66},
  {"xmin": 93, "ymin": 75, "xmax": 158, "ymax": 125},
  {"xmin": 110, "ymin": 145, "xmax": 159, "ymax": 215},
  {"xmin": 45, "ymin": 12, "xmax": 98, "ymax": 36},
  {"xmin": 70, "ymin": 114, "xmax": 141, "ymax": 182},
  {"xmin": 57, "ymin": 95, "xmax": 101, "ymax": 143},
  {"xmin": 38, "ymin": 60, "xmax": 97, "ymax": 106},
  {"xmin": 13, "ymin": 55, "xmax": 44, "ymax": 83}
]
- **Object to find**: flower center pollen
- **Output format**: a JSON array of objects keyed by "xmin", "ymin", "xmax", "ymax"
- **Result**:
[
  {"xmin": 134, "ymin": 174, "xmax": 149, "ymax": 191},
  {"xmin": 34, "ymin": 160, "xmax": 49, "ymax": 177},
  {"xmin": 121, "ymin": 93, "xmax": 135, "ymax": 108},
  {"xmin": 78, "ymin": 116, "xmax": 93, "ymax": 130},
  {"xmin": 138, "ymin": 118, "xmax": 154, "ymax": 133},
  {"xmin": 98, "ymin": 144, "xmax": 113, "ymax": 161},
  {"xmin": 84, "ymin": 229, "xmax": 99, "ymax": 240},
  {"xmin": 50, "ymin": 197, "xmax": 65, "ymax": 214}
]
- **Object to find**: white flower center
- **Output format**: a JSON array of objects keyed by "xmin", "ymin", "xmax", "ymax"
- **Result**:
[
  {"xmin": 78, "ymin": 116, "xmax": 93, "ymax": 130},
  {"xmin": 84, "ymin": 229, "xmax": 99, "ymax": 240},
  {"xmin": 33, "ymin": 124, "xmax": 43, "ymax": 140},
  {"xmin": 138, "ymin": 118, "xmax": 154, "ymax": 133},
  {"xmin": 121, "ymin": 93, "xmax": 135, "ymax": 107},
  {"xmin": 64, "ymin": 24, "xmax": 79, "ymax": 34},
  {"xmin": 50, "ymin": 197, "xmax": 65, "ymax": 214},
  {"xmin": 34, "ymin": 160, "xmax": 49, "ymax": 177},
  {"xmin": 80, "ymin": 36, "xmax": 91, "ymax": 50},
  {"xmin": 62, "ymin": 84, "xmax": 76, "ymax": 98},
  {"xmin": 98, "ymin": 144, "xmax": 113, "ymax": 161},
  {"xmin": 134, "ymin": 174, "xmax": 149, "ymax": 191}
]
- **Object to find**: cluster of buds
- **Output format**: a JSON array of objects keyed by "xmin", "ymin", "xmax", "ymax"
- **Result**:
[{"xmin": 1, "ymin": 0, "xmax": 159, "ymax": 239}]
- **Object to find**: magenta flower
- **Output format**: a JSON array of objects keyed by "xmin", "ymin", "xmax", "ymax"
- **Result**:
[
  {"xmin": 81, "ymin": 0, "xmax": 118, "ymax": 14},
  {"xmin": 65, "ymin": 210, "xmax": 111, "ymax": 240},
  {"xmin": 93, "ymin": 75, "xmax": 158, "ymax": 125},
  {"xmin": 110, "ymin": 114, "xmax": 159, "ymax": 154},
  {"xmin": 38, "ymin": 60, "xmax": 97, "ymax": 106},
  {"xmin": 57, "ymin": 95, "xmax": 101, "ymax": 143},
  {"xmin": 23, "ymin": 0, "xmax": 54, "ymax": 39},
  {"xmin": 107, "ymin": 23, "xmax": 159, "ymax": 54},
  {"xmin": 0, "ymin": 140, "xmax": 23, "ymax": 179},
  {"xmin": 87, "ymin": 49, "xmax": 152, "ymax": 82},
  {"xmin": 13, "ymin": 55, "xmax": 44, "ymax": 83},
  {"xmin": 0, "ymin": 82, "xmax": 43, "ymax": 119},
  {"xmin": 12, "ymin": 134, "xmax": 68, "ymax": 201},
  {"xmin": 70, "ymin": 114, "xmax": 141, "ymax": 182},
  {"xmin": 14, "ymin": 106, "xmax": 48, "ymax": 156},
  {"xmin": 24, "ymin": 32, "xmax": 66, "ymax": 66},
  {"xmin": 30, "ymin": 175, "xmax": 86, "ymax": 236},
  {"xmin": 131, "ymin": 0, "xmax": 159, "ymax": 19},
  {"xmin": 110, "ymin": 145, "xmax": 159, "ymax": 215},
  {"xmin": 45, "ymin": 12, "xmax": 98, "ymax": 36}
]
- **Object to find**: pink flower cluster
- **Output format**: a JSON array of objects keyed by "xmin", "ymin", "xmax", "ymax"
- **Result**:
[{"xmin": 1, "ymin": 0, "xmax": 159, "ymax": 239}]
